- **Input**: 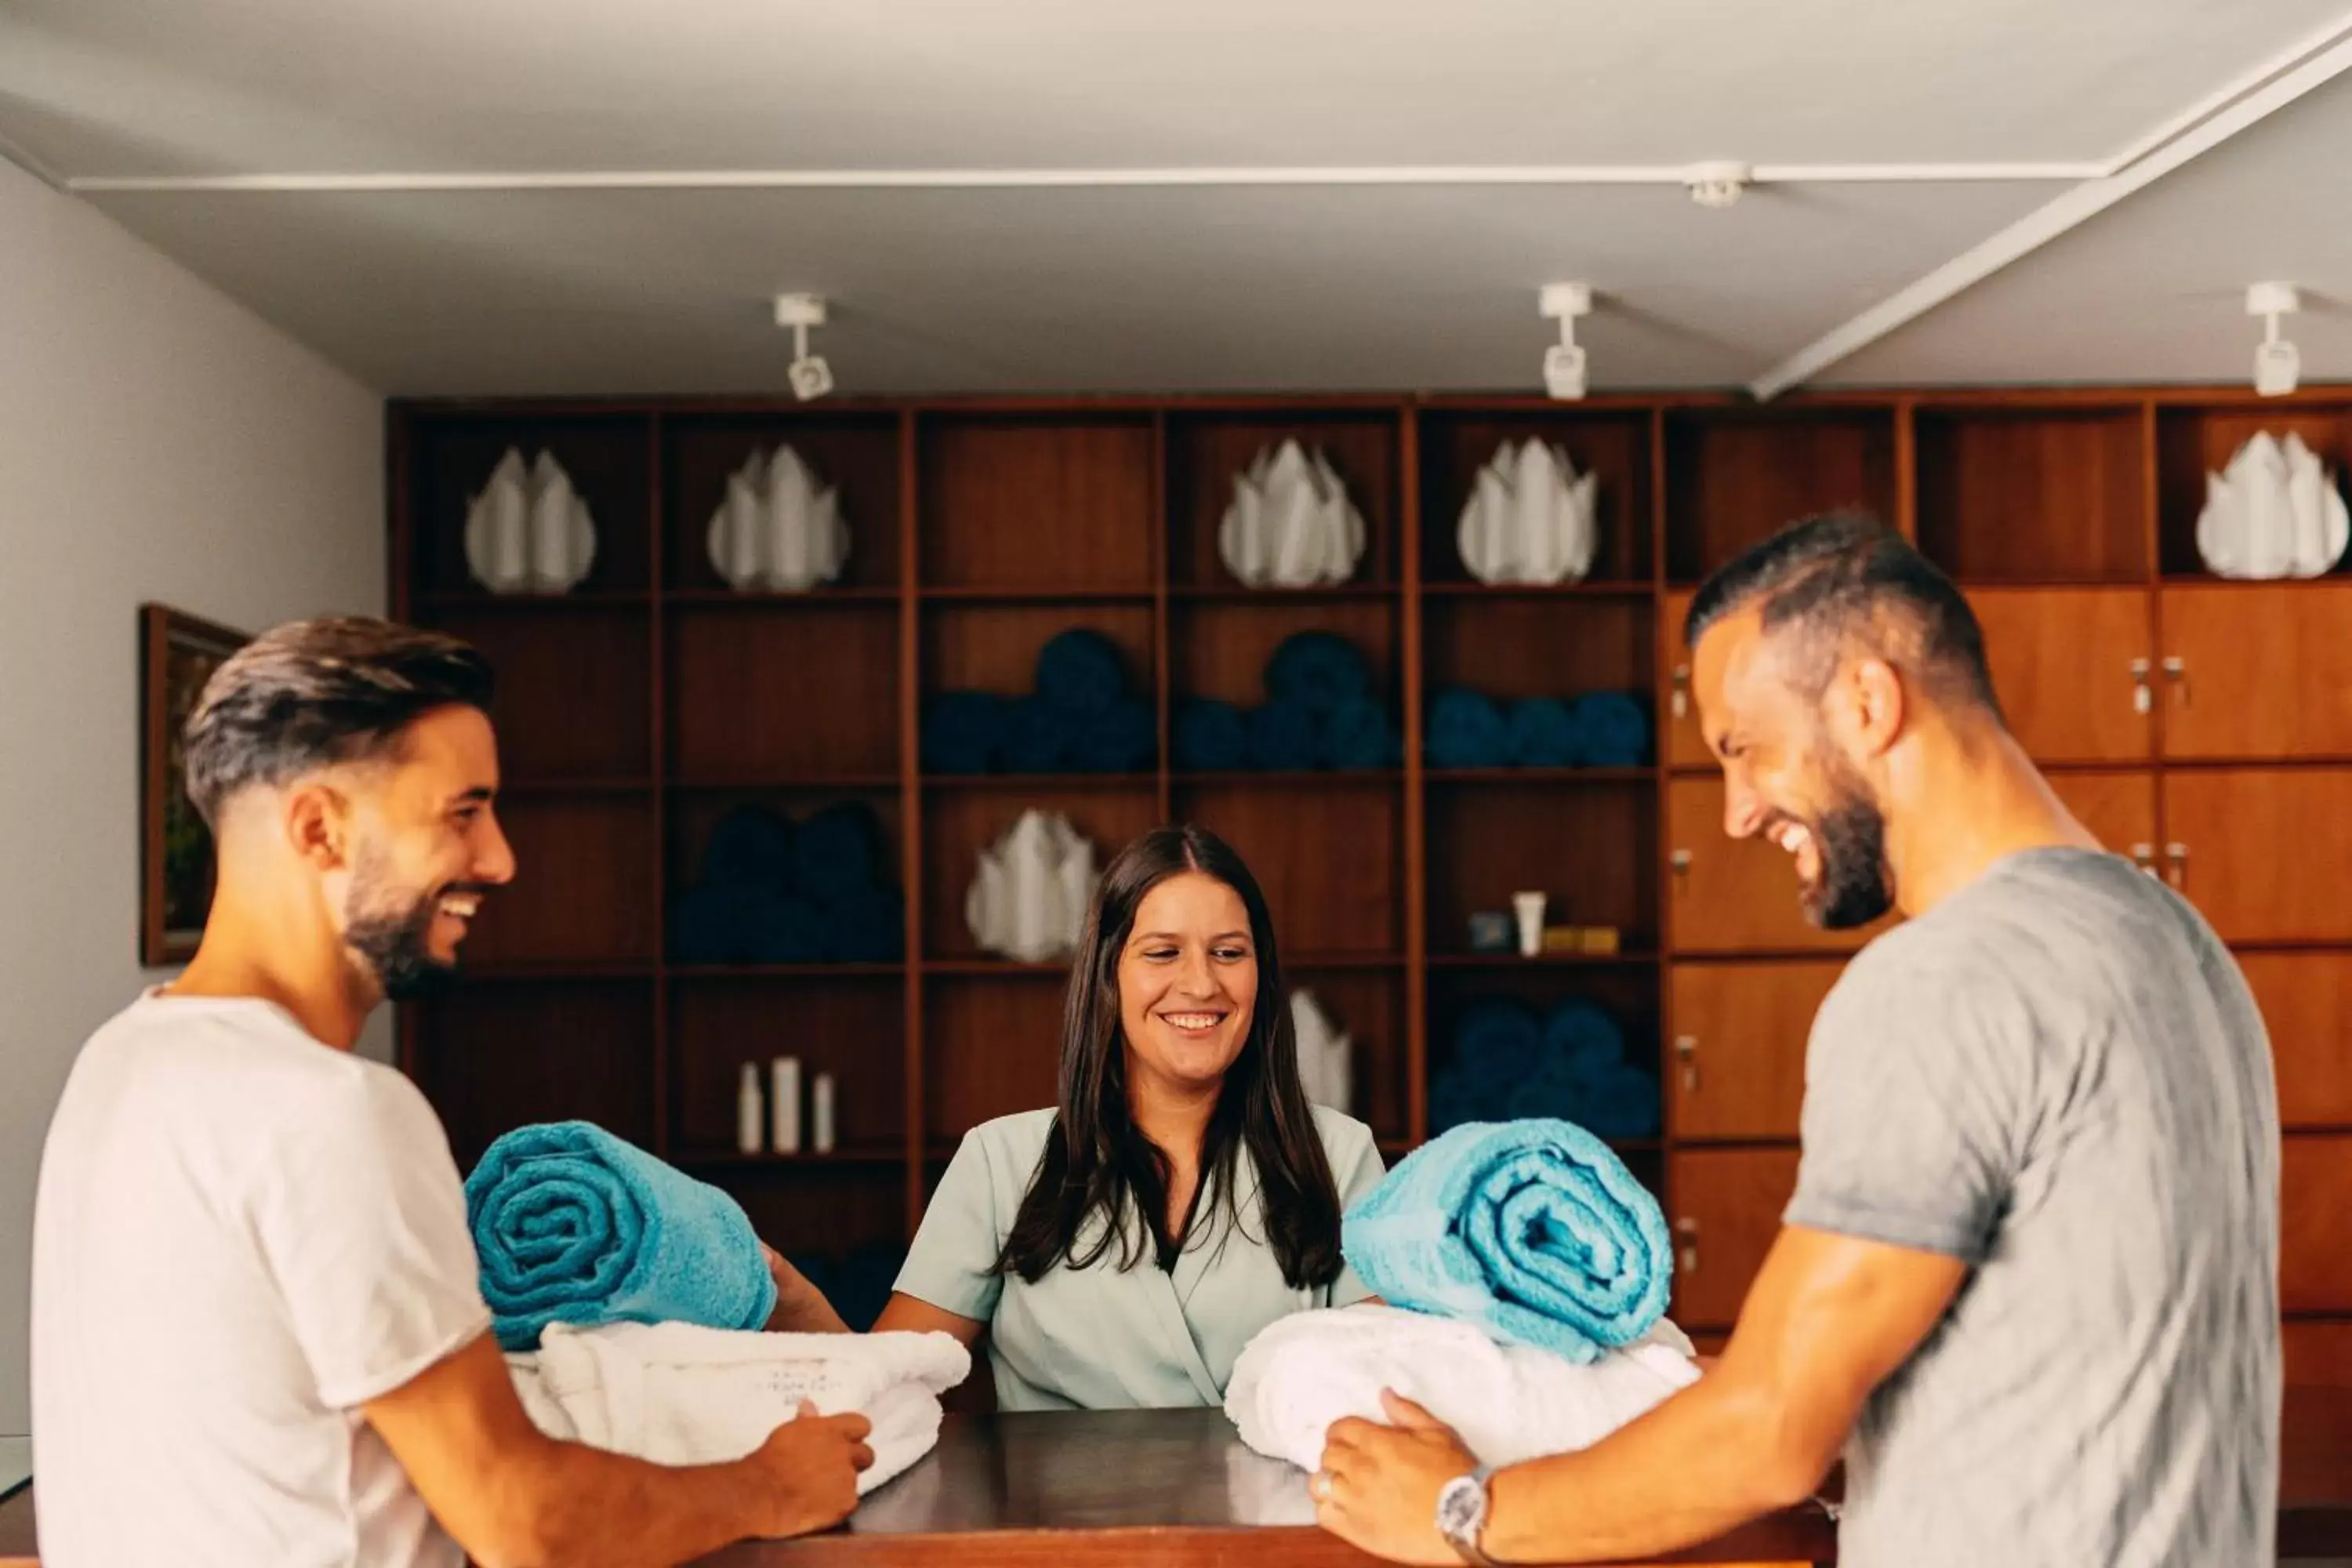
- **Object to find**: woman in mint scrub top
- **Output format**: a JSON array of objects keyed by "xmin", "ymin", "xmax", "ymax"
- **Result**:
[{"xmin": 874, "ymin": 824, "xmax": 1386, "ymax": 1410}]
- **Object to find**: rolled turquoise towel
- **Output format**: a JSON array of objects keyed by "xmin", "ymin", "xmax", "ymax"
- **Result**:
[
  {"xmin": 1507, "ymin": 698, "xmax": 1582, "ymax": 768},
  {"xmin": 1573, "ymin": 691, "xmax": 1650, "ymax": 768},
  {"xmin": 1174, "ymin": 698, "xmax": 1249, "ymax": 771},
  {"xmin": 1320, "ymin": 696, "xmax": 1396, "ymax": 770},
  {"xmin": 1247, "ymin": 699, "xmax": 1321, "ymax": 771},
  {"xmin": 1071, "ymin": 698, "xmax": 1156, "ymax": 773},
  {"xmin": 1341, "ymin": 1119, "xmax": 1673, "ymax": 1361},
  {"xmin": 1265, "ymin": 630, "xmax": 1370, "ymax": 715},
  {"xmin": 1003, "ymin": 695, "xmax": 1076, "ymax": 772},
  {"xmin": 1428, "ymin": 688, "xmax": 1508, "ymax": 769},
  {"xmin": 1544, "ymin": 999, "xmax": 1626, "ymax": 1082},
  {"xmin": 1036, "ymin": 629, "xmax": 1129, "ymax": 716},
  {"xmin": 465, "ymin": 1121, "xmax": 778, "ymax": 1352}
]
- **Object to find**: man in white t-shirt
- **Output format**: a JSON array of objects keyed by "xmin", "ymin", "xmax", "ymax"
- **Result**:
[{"xmin": 31, "ymin": 616, "xmax": 873, "ymax": 1567}]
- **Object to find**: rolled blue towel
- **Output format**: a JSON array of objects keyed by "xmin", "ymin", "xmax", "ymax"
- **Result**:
[
  {"xmin": 1574, "ymin": 1065, "xmax": 1663, "ymax": 1141},
  {"xmin": 1454, "ymin": 999, "xmax": 1544, "ymax": 1083},
  {"xmin": 700, "ymin": 804, "xmax": 794, "ymax": 889},
  {"xmin": 1507, "ymin": 697, "xmax": 1583, "ymax": 768},
  {"xmin": 1341, "ymin": 1118, "xmax": 1673, "ymax": 1361},
  {"xmin": 1174, "ymin": 697, "xmax": 1250, "ymax": 771},
  {"xmin": 465, "ymin": 1121, "xmax": 779, "ymax": 1352},
  {"xmin": 1427, "ymin": 688, "xmax": 1509, "ymax": 769},
  {"xmin": 669, "ymin": 882, "xmax": 763, "ymax": 964},
  {"xmin": 1265, "ymin": 630, "xmax": 1370, "ymax": 715},
  {"xmin": 1505, "ymin": 1054, "xmax": 1581, "ymax": 1121},
  {"xmin": 1573, "ymin": 691, "xmax": 1651, "ymax": 768},
  {"xmin": 746, "ymin": 891, "xmax": 826, "ymax": 964},
  {"xmin": 1321, "ymin": 697, "xmax": 1397, "ymax": 771},
  {"xmin": 1428, "ymin": 1069, "xmax": 1480, "ymax": 1136},
  {"xmin": 1071, "ymin": 697, "xmax": 1156, "ymax": 773},
  {"xmin": 824, "ymin": 886, "xmax": 906, "ymax": 964},
  {"xmin": 1003, "ymin": 695, "xmax": 1076, "ymax": 773},
  {"xmin": 922, "ymin": 691, "xmax": 1007, "ymax": 775},
  {"xmin": 789, "ymin": 801, "xmax": 881, "ymax": 900},
  {"xmin": 1544, "ymin": 999, "xmax": 1627, "ymax": 1084},
  {"xmin": 1247, "ymin": 699, "xmax": 1321, "ymax": 771},
  {"xmin": 1036, "ymin": 629, "xmax": 1129, "ymax": 716}
]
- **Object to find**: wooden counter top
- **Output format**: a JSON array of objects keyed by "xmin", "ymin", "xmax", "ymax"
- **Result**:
[{"xmin": 6, "ymin": 1389, "xmax": 2347, "ymax": 1566}]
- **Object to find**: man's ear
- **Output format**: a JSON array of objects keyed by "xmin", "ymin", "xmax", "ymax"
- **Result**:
[
  {"xmin": 1825, "ymin": 655, "xmax": 1907, "ymax": 762},
  {"xmin": 283, "ymin": 782, "xmax": 353, "ymax": 873}
]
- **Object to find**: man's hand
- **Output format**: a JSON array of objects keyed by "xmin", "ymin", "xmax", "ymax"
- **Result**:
[
  {"xmin": 1313, "ymin": 1391, "xmax": 1479, "ymax": 1566},
  {"xmin": 762, "ymin": 1244, "xmax": 850, "ymax": 1334},
  {"xmin": 742, "ymin": 1400, "xmax": 875, "ymax": 1538}
]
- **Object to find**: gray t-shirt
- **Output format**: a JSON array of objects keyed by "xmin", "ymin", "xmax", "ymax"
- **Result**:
[{"xmin": 1786, "ymin": 847, "xmax": 2280, "ymax": 1568}]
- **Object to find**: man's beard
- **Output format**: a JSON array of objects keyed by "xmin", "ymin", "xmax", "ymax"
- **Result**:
[
  {"xmin": 1800, "ymin": 753, "xmax": 1894, "ymax": 931},
  {"xmin": 345, "ymin": 852, "xmax": 470, "ymax": 1001}
]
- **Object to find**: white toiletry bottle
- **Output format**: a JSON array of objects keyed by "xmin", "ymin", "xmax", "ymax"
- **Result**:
[
  {"xmin": 811, "ymin": 1073, "xmax": 836, "ymax": 1154},
  {"xmin": 771, "ymin": 1056, "xmax": 802, "ymax": 1155},
  {"xmin": 736, "ymin": 1062, "xmax": 764, "ymax": 1155}
]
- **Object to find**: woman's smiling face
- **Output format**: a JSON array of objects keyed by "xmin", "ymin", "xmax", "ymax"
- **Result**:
[{"xmin": 1116, "ymin": 869, "xmax": 1260, "ymax": 1096}]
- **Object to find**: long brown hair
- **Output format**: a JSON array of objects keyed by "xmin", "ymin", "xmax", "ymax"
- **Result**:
[{"xmin": 994, "ymin": 824, "xmax": 1345, "ymax": 1288}]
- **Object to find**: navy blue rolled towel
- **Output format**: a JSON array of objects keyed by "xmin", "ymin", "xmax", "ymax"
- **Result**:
[
  {"xmin": 1575, "ymin": 1065, "xmax": 1663, "ymax": 1140},
  {"xmin": 1247, "ymin": 699, "xmax": 1322, "ymax": 771},
  {"xmin": 700, "ymin": 804, "xmax": 794, "ymax": 889},
  {"xmin": 669, "ymin": 882, "xmax": 763, "ymax": 965},
  {"xmin": 746, "ymin": 891, "xmax": 826, "ymax": 964},
  {"xmin": 1428, "ymin": 1069, "xmax": 1479, "ymax": 1136},
  {"xmin": 1573, "ymin": 691, "xmax": 1651, "ymax": 768},
  {"xmin": 1428, "ymin": 688, "xmax": 1509, "ymax": 769},
  {"xmin": 1265, "ymin": 630, "xmax": 1370, "ymax": 715},
  {"xmin": 1454, "ymin": 998, "xmax": 1544, "ymax": 1083},
  {"xmin": 823, "ymin": 887, "xmax": 906, "ymax": 964},
  {"xmin": 1544, "ymin": 998, "xmax": 1628, "ymax": 1083},
  {"xmin": 1507, "ymin": 697, "xmax": 1583, "ymax": 768},
  {"xmin": 1321, "ymin": 696, "xmax": 1397, "ymax": 770},
  {"xmin": 1506, "ymin": 1054, "xmax": 1583, "ymax": 1121},
  {"xmin": 1174, "ymin": 698, "xmax": 1250, "ymax": 771},
  {"xmin": 790, "ymin": 801, "xmax": 882, "ymax": 901},
  {"xmin": 922, "ymin": 691, "xmax": 1007, "ymax": 775},
  {"xmin": 1071, "ymin": 698, "xmax": 1156, "ymax": 773},
  {"xmin": 1003, "ymin": 695, "xmax": 1076, "ymax": 773},
  {"xmin": 1036, "ymin": 629, "xmax": 1129, "ymax": 716}
]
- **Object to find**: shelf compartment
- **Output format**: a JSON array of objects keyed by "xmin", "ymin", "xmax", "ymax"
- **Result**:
[
  {"xmin": 426, "ymin": 606, "xmax": 652, "ymax": 781},
  {"xmin": 406, "ymin": 412, "xmax": 653, "ymax": 596},
  {"xmin": 461, "ymin": 796, "xmax": 658, "ymax": 966},
  {"xmin": 1165, "ymin": 409, "xmax": 1400, "ymax": 590},
  {"xmin": 1425, "ymin": 779, "xmax": 1659, "ymax": 958},
  {"xmin": 1415, "ymin": 409, "xmax": 1655, "ymax": 587},
  {"xmin": 1171, "ymin": 598, "xmax": 1400, "ymax": 711},
  {"xmin": 919, "ymin": 415, "xmax": 1156, "ymax": 592},
  {"xmin": 409, "ymin": 979, "xmax": 656, "ymax": 1170},
  {"xmin": 2157, "ymin": 404, "xmax": 2352, "ymax": 578},
  {"xmin": 1173, "ymin": 779, "xmax": 1403, "ymax": 960},
  {"xmin": 669, "ymin": 972, "xmax": 906, "ymax": 1158},
  {"xmin": 662, "ymin": 412, "xmax": 903, "ymax": 592},
  {"xmin": 668, "ymin": 601, "xmax": 901, "ymax": 782},
  {"xmin": 1664, "ymin": 409, "xmax": 1896, "ymax": 583},
  {"xmin": 924, "ymin": 973, "xmax": 1068, "ymax": 1138},
  {"xmin": 1914, "ymin": 408, "xmax": 2148, "ymax": 584},
  {"xmin": 920, "ymin": 784, "xmax": 1159, "ymax": 962}
]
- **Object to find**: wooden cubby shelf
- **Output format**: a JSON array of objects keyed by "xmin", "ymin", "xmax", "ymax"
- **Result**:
[{"xmin": 393, "ymin": 387, "xmax": 2352, "ymax": 1374}]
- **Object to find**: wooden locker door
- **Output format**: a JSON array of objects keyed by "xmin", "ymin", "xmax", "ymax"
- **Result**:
[
  {"xmin": 1661, "ymin": 589, "xmax": 1711, "ymax": 769},
  {"xmin": 1968, "ymin": 588, "xmax": 2154, "ymax": 764},
  {"xmin": 1668, "ymin": 778, "xmax": 1891, "ymax": 954},
  {"xmin": 2158, "ymin": 583, "xmax": 2352, "ymax": 759},
  {"xmin": 2161, "ymin": 769, "xmax": 2352, "ymax": 943},
  {"xmin": 2282, "ymin": 1136, "xmax": 2352, "ymax": 1313},
  {"xmin": 2238, "ymin": 952, "xmax": 2352, "ymax": 1128},
  {"xmin": 2046, "ymin": 771, "xmax": 2157, "ymax": 866},
  {"xmin": 1669, "ymin": 961, "xmax": 1843, "ymax": 1141},
  {"xmin": 1668, "ymin": 1148, "xmax": 1802, "ymax": 1329}
]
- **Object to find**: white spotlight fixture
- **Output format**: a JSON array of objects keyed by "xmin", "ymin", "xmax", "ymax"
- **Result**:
[
  {"xmin": 774, "ymin": 292, "xmax": 835, "ymax": 401},
  {"xmin": 1683, "ymin": 161, "xmax": 1753, "ymax": 209},
  {"xmin": 1539, "ymin": 281, "xmax": 1593, "ymax": 401},
  {"xmin": 2247, "ymin": 281, "xmax": 2302, "ymax": 397}
]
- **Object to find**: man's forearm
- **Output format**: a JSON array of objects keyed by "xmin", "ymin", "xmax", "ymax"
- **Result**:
[
  {"xmin": 495, "ymin": 1439, "xmax": 783, "ymax": 1568},
  {"xmin": 1481, "ymin": 1375, "xmax": 1824, "ymax": 1564}
]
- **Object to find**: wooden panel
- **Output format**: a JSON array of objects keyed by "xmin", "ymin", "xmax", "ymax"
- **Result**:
[
  {"xmin": 670, "ymin": 977, "xmax": 905, "ymax": 1156},
  {"xmin": 2162, "ymin": 769, "xmax": 2352, "ymax": 943},
  {"xmin": 1915, "ymin": 410, "xmax": 2148, "ymax": 583},
  {"xmin": 728, "ymin": 1168, "xmax": 907, "ymax": 1258},
  {"xmin": 412, "ymin": 982, "xmax": 655, "ymax": 1167},
  {"xmin": 1285, "ymin": 970, "xmax": 1408, "ymax": 1142},
  {"xmin": 1167, "ymin": 413, "xmax": 1399, "ymax": 587},
  {"xmin": 464, "ymin": 797, "xmax": 657, "ymax": 964},
  {"xmin": 924, "ymin": 604, "xmax": 1156, "ymax": 704},
  {"xmin": 2156, "ymin": 405, "xmax": 2352, "ymax": 576},
  {"xmin": 920, "ymin": 786, "xmax": 1160, "ymax": 960},
  {"xmin": 920, "ymin": 418, "xmax": 1155, "ymax": 590},
  {"xmin": 1174, "ymin": 782, "xmax": 1403, "ymax": 956},
  {"xmin": 1668, "ymin": 1147, "xmax": 1802, "ymax": 1329},
  {"xmin": 408, "ymin": 413, "xmax": 652, "ymax": 595},
  {"xmin": 1171, "ymin": 601, "xmax": 1397, "ymax": 709},
  {"xmin": 1669, "ymin": 961, "xmax": 1842, "ymax": 1141},
  {"xmin": 664, "ymin": 414, "xmax": 903, "ymax": 591},
  {"xmin": 2239, "ymin": 952, "xmax": 2352, "ymax": 1128},
  {"xmin": 1426, "ymin": 782, "xmax": 1658, "ymax": 955},
  {"xmin": 1661, "ymin": 588, "xmax": 1710, "ymax": 769},
  {"xmin": 2159, "ymin": 583, "xmax": 2352, "ymax": 759},
  {"xmin": 2045, "ymin": 771, "xmax": 2156, "ymax": 861},
  {"xmin": 2283, "ymin": 1135, "xmax": 2352, "ymax": 1312},
  {"xmin": 430, "ymin": 608, "xmax": 652, "ymax": 779},
  {"xmin": 1664, "ymin": 411, "xmax": 1896, "ymax": 583},
  {"xmin": 1968, "ymin": 589, "xmax": 2153, "ymax": 763},
  {"xmin": 1666, "ymin": 778, "xmax": 1889, "ymax": 954},
  {"xmin": 670, "ymin": 605, "xmax": 900, "ymax": 780},
  {"xmin": 2286, "ymin": 1321, "xmax": 2352, "ymax": 1388},
  {"xmin": 926, "ymin": 974, "xmax": 1067, "ymax": 1138},
  {"xmin": 1414, "ymin": 411, "xmax": 1654, "ymax": 586},
  {"xmin": 1423, "ymin": 596, "xmax": 1653, "ymax": 710}
]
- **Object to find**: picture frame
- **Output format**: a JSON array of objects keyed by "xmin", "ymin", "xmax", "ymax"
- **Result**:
[{"xmin": 141, "ymin": 603, "xmax": 250, "ymax": 965}]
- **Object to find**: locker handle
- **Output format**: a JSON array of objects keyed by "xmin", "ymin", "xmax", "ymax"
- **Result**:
[
  {"xmin": 1674, "ymin": 1216, "xmax": 1699, "ymax": 1276},
  {"xmin": 1673, "ymin": 1034, "xmax": 1699, "ymax": 1092},
  {"xmin": 2129, "ymin": 842, "xmax": 2157, "ymax": 877},
  {"xmin": 1671, "ymin": 663, "xmax": 1690, "ymax": 720},
  {"xmin": 1669, "ymin": 848, "xmax": 1693, "ymax": 879},
  {"xmin": 2164, "ymin": 841, "xmax": 2189, "ymax": 891},
  {"xmin": 2161, "ymin": 655, "xmax": 2189, "ymax": 707},
  {"xmin": 2129, "ymin": 657, "xmax": 2151, "ymax": 716}
]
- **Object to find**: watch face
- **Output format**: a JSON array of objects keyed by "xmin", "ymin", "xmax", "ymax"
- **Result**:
[{"xmin": 1437, "ymin": 1475, "xmax": 1486, "ymax": 1540}]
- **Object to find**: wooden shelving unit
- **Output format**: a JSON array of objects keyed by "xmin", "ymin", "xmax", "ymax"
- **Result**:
[{"xmin": 391, "ymin": 387, "xmax": 2352, "ymax": 1378}]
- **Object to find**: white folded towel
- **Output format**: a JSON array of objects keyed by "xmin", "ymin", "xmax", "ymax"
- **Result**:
[
  {"xmin": 506, "ymin": 1322, "xmax": 971, "ymax": 1494},
  {"xmin": 1225, "ymin": 1303, "xmax": 1700, "ymax": 1472}
]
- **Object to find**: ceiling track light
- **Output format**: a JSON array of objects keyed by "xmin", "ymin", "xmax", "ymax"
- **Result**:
[
  {"xmin": 774, "ymin": 292, "xmax": 835, "ymax": 401},
  {"xmin": 2248, "ymin": 281, "xmax": 2302, "ymax": 397},
  {"xmin": 1538, "ymin": 282, "xmax": 1593, "ymax": 401},
  {"xmin": 1683, "ymin": 161, "xmax": 1753, "ymax": 209}
]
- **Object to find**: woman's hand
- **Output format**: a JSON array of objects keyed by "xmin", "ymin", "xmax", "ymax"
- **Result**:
[{"xmin": 761, "ymin": 1244, "xmax": 851, "ymax": 1334}]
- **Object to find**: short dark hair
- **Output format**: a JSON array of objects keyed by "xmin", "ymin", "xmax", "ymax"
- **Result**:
[
  {"xmin": 1682, "ymin": 511, "xmax": 2001, "ymax": 717},
  {"xmin": 183, "ymin": 616, "xmax": 495, "ymax": 827}
]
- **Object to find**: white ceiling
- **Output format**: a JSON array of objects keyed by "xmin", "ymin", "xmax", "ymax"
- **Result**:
[{"xmin": 5, "ymin": 0, "xmax": 2351, "ymax": 397}]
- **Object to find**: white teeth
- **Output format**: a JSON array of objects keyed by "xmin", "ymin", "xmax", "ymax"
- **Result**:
[
  {"xmin": 1163, "ymin": 1013, "xmax": 1221, "ymax": 1029},
  {"xmin": 441, "ymin": 896, "xmax": 479, "ymax": 917}
]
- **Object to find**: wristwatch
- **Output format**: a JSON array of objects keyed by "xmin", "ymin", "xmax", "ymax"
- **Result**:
[{"xmin": 1436, "ymin": 1468, "xmax": 1498, "ymax": 1566}]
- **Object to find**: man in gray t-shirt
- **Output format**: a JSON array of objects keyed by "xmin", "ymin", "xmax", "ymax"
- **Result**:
[{"xmin": 1312, "ymin": 514, "xmax": 2280, "ymax": 1568}]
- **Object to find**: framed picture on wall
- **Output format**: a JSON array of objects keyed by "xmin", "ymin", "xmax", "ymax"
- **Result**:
[{"xmin": 141, "ymin": 604, "xmax": 250, "ymax": 965}]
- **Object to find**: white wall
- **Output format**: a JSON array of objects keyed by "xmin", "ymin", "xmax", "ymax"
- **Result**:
[{"xmin": 0, "ymin": 158, "xmax": 387, "ymax": 1436}]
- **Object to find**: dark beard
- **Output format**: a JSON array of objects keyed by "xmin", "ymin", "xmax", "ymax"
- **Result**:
[
  {"xmin": 345, "ymin": 856, "xmax": 467, "ymax": 1001},
  {"xmin": 1801, "ymin": 756, "xmax": 1894, "ymax": 931}
]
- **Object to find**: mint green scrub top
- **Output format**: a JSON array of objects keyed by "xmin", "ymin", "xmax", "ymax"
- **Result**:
[{"xmin": 893, "ymin": 1105, "xmax": 1386, "ymax": 1410}]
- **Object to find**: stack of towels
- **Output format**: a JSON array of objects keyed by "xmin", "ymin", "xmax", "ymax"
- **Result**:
[
  {"xmin": 669, "ymin": 800, "xmax": 903, "ymax": 964},
  {"xmin": 1428, "ymin": 999, "xmax": 1660, "ymax": 1139},
  {"xmin": 1426, "ymin": 688, "xmax": 1650, "ymax": 769},
  {"xmin": 1174, "ymin": 630, "xmax": 1399, "ymax": 772},
  {"xmin": 922, "ymin": 630, "xmax": 1156, "ymax": 775},
  {"xmin": 470, "ymin": 1122, "xmax": 967, "ymax": 1494},
  {"xmin": 1225, "ymin": 1120, "xmax": 1692, "ymax": 1473}
]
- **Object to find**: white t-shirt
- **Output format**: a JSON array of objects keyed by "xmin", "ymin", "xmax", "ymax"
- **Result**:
[{"xmin": 31, "ymin": 990, "xmax": 492, "ymax": 1567}]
